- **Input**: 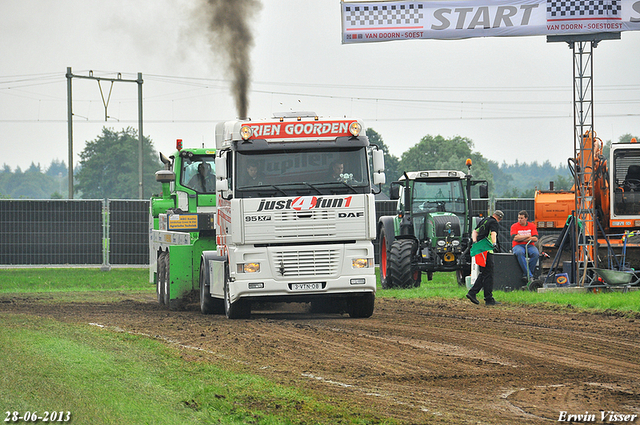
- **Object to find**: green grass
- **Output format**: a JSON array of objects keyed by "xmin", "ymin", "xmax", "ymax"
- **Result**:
[
  {"xmin": 0, "ymin": 313, "xmax": 391, "ymax": 425},
  {"xmin": 378, "ymin": 270, "xmax": 640, "ymax": 314},
  {"xmin": 0, "ymin": 268, "xmax": 151, "ymax": 293}
]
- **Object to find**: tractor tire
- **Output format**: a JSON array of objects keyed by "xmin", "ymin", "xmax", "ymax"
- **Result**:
[
  {"xmin": 378, "ymin": 227, "xmax": 392, "ymax": 289},
  {"xmin": 388, "ymin": 239, "xmax": 418, "ymax": 289},
  {"xmin": 456, "ymin": 266, "xmax": 471, "ymax": 287},
  {"xmin": 413, "ymin": 271, "xmax": 422, "ymax": 287}
]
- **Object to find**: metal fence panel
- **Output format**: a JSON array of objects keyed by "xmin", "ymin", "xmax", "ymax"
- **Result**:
[
  {"xmin": 108, "ymin": 200, "xmax": 150, "ymax": 265},
  {"xmin": 0, "ymin": 199, "xmax": 509, "ymax": 266},
  {"xmin": 0, "ymin": 200, "xmax": 103, "ymax": 265},
  {"xmin": 494, "ymin": 198, "xmax": 535, "ymax": 249}
]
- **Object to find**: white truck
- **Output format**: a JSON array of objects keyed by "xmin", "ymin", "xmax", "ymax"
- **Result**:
[{"xmin": 199, "ymin": 112, "xmax": 385, "ymax": 318}]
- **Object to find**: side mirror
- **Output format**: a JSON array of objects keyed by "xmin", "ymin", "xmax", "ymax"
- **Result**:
[
  {"xmin": 216, "ymin": 178, "xmax": 229, "ymax": 192},
  {"xmin": 155, "ymin": 169, "xmax": 175, "ymax": 183},
  {"xmin": 159, "ymin": 152, "xmax": 172, "ymax": 169},
  {"xmin": 373, "ymin": 173, "xmax": 386, "ymax": 185},
  {"xmin": 215, "ymin": 155, "xmax": 227, "ymax": 180},
  {"xmin": 390, "ymin": 182, "xmax": 401, "ymax": 200},
  {"xmin": 478, "ymin": 183, "xmax": 489, "ymax": 199},
  {"xmin": 372, "ymin": 150, "xmax": 385, "ymax": 173}
]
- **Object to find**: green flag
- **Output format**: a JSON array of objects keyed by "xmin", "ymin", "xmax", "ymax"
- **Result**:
[{"xmin": 470, "ymin": 237, "xmax": 493, "ymax": 257}]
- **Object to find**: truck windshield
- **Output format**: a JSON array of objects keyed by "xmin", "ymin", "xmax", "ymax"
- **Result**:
[
  {"xmin": 412, "ymin": 180, "xmax": 465, "ymax": 214},
  {"xmin": 180, "ymin": 155, "xmax": 216, "ymax": 193},
  {"xmin": 235, "ymin": 147, "xmax": 370, "ymax": 197}
]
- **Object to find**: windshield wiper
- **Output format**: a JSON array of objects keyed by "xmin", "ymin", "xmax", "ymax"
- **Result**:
[
  {"xmin": 268, "ymin": 182, "xmax": 323, "ymax": 195},
  {"xmin": 313, "ymin": 181, "xmax": 358, "ymax": 194},
  {"xmin": 241, "ymin": 184, "xmax": 288, "ymax": 196}
]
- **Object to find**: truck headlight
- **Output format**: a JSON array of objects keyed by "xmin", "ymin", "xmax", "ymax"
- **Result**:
[
  {"xmin": 437, "ymin": 240, "xmax": 446, "ymax": 247},
  {"xmin": 452, "ymin": 240, "xmax": 460, "ymax": 246},
  {"xmin": 349, "ymin": 121, "xmax": 362, "ymax": 137},
  {"xmin": 238, "ymin": 262, "xmax": 260, "ymax": 273},
  {"xmin": 352, "ymin": 258, "xmax": 372, "ymax": 268},
  {"xmin": 240, "ymin": 125, "xmax": 253, "ymax": 140}
]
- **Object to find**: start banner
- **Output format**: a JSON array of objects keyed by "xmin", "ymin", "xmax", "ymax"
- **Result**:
[{"xmin": 341, "ymin": 0, "xmax": 640, "ymax": 42}]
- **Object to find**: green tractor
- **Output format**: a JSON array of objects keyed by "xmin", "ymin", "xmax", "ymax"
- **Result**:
[{"xmin": 377, "ymin": 161, "xmax": 488, "ymax": 288}]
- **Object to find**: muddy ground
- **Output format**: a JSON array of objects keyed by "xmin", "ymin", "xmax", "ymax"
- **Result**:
[{"xmin": 2, "ymin": 294, "xmax": 639, "ymax": 424}]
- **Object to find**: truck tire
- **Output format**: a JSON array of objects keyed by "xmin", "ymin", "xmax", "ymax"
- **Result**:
[
  {"xmin": 199, "ymin": 258, "xmax": 223, "ymax": 314},
  {"xmin": 156, "ymin": 251, "xmax": 166, "ymax": 304},
  {"xmin": 347, "ymin": 293, "xmax": 375, "ymax": 318},
  {"xmin": 388, "ymin": 239, "xmax": 417, "ymax": 289},
  {"xmin": 224, "ymin": 279, "xmax": 250, "ymax": 319},
  {"xmin": 378, "ymin": 227, "xmax": 393, "ymax": 289}
]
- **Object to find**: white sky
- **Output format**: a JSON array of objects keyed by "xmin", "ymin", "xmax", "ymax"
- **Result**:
[{"xmin": 1, "ymin": 0, "xmax": 639, "ymax": 172}]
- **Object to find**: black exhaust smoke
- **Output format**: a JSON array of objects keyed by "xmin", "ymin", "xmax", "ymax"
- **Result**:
[{"xmin": 201, "ymin": 0, "xmax": 261, "ymax": 119}]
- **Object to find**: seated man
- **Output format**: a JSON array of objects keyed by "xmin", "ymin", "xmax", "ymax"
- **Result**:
[
  {"xmin": 330, "ymin": 160, "xmax": 354, "ymax": 183},
  {"xmin": 510, "ymin": 210, "xmax": 539, "ymax": 283},
  {"xmin": 330, "ymin": 161, "xmax": 344, "ymax": 181},
  {"xmin": 187, "ymin": 162, "xmax": 215, "ymax": 193},
  {"xmin": 241, "ymin": 161, "xmax": 263, "ymax": 186}
]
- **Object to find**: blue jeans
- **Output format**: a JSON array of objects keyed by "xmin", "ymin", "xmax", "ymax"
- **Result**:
[{"xmin": 512, "ymin": 244, "xmax": 539, "ymax": 278}]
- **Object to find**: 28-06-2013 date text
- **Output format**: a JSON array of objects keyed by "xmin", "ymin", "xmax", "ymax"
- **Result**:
[{"xmin": 5, "ymin": 411, "xmax": 71, "ymax": 422}]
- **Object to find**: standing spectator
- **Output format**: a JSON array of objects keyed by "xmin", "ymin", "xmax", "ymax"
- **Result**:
[{"xmin": 467, "ymin": 210, "xmax": 504, "ymax": 306}]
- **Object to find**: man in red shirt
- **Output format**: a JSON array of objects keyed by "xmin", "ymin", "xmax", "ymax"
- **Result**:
[{"xmin": 511, "ymin": 210, "xmax": 539, "ymax": 283}]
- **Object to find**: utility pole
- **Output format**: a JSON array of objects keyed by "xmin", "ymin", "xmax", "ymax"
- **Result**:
[
  {"xmin": 547, "ymin": 32, "xmax": 620, "ymax": 285},
  {"xmin": 66, "ymin": 67, "xmax": 145, "ymax": 199},
  {"xmin": 66, "ymin": 67, "xmax": 73, "ymax": 199}
]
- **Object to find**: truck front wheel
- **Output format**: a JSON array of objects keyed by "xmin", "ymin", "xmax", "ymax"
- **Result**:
[
  {"xmin": 224, "ymin": 280, "xmax": 250, "ymax": 319},
  {"xmin": 388, "ymin": 239, "xmax": 417, "ymax": 289},
  {"xmin": 200, "ymin": 258, "xmax": 224, "ymax": 314},
  {"xmin": 347, "ymin": 293, "xmax": 375, "ymax": 318}
]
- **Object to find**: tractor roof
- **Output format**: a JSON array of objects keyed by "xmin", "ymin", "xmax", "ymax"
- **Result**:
[{"xmin": 399, "ymin": 170, "xmax": 467, "ymax": 180}]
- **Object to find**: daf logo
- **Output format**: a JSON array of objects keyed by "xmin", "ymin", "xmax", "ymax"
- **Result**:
[{"xmin": 338, "ymin": 212, "xmax": 364, "ymax": 218}]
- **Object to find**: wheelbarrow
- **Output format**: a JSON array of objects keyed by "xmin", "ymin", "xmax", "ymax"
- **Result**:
[{"xmin": 592, "ymin": 268, "xmax": 637, "ymax": 293}]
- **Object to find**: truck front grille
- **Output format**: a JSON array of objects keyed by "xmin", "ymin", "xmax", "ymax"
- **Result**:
[
  {"xmin": 272, "ymin": 248, "xmax": 340, "ymax": 277},
  {"xmin": 273, "ymin": 210, "xmax": 336, "ymax": 238}
]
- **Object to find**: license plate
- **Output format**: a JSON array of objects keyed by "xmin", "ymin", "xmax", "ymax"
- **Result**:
[{"xmin": 291, "ymin": 283, "xmax": 321, "ymax": 291}]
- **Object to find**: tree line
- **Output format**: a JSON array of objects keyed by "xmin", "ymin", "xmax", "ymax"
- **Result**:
[{"xmin": 1, "ymin": 127, "xmax": 636, "ymax": 200}]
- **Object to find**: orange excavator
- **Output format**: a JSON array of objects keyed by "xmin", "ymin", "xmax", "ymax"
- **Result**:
[{"xmin": 534, "ymin": 133, "xmax": 640, "ymax": 276}]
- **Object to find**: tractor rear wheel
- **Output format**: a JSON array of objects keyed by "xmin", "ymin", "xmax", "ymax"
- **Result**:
[
  {"xmin": 388, "ymin": 239, "xmax": 417, "ymax": 289},
  {"xmin": 378, "ymin": 228, "xmax": 393, "ymax": 289}
]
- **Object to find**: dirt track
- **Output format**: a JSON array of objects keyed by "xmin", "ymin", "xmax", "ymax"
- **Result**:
[{"xmin": 2, "ymin": 294, "xmax": 640, "ymax": 424}]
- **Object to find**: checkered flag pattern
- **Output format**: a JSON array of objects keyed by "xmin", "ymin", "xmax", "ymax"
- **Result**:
[
  {"xmin": 344, "ymin": 3, "xmax": 424, "ymax": 27},
  {"xmin": 546, "ymin": 0, "xmax": 621, "ymax": 18}
]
